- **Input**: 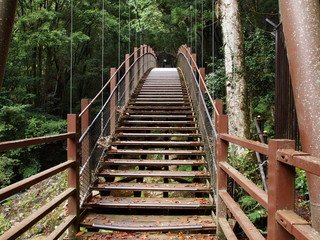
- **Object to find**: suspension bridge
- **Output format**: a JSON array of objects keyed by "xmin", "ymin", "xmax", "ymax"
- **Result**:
[{"xmin": 1, "ymin": 0, "xmax": 320, "ymax": 240}]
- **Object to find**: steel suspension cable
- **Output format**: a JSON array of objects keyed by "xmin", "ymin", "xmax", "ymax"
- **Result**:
[
  {"xmin": 101, "ymin": 0, "xmax": 105, "ymax": 131},
  {"xmin": 195, "ymin": 0, "xmax": 197, "ymax": 56},
  {"xmin": 212, "ymin": 0, "xmax": 215, "ymax": 74},
  {"xmin": 201, "ymin": 0, "xmax": 204, "ymax": 67},
  {"xmin": 70, "ymin": 0, "xmax": 74, "ymax": 113},
  {"xmin": 118, "ymin": 0, "xmax": 121, "ymax": 67},
  {"xmin": 128, "ymin": 0, "xmax": 131, "ymax": 53}
]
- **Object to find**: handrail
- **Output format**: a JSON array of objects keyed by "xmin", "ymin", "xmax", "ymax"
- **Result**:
[
  {"xmin": 1, "ymin": 188, "xmax": 76, "ymax": 240},
  {"xmin": 178, "ymin": 45, "xmax": 219, "ymax": 116},
  {"xmin": 0, "ymin": 132, "xmax": 76, "ymax": 151},
  {"xmin": 0, "ymin": 160, "xmax": 76, "ymax": 201},
  {"xmin": 78, "ymin": 52, "xmax": 155, "ymax": 143},
  {"xmin": 177, "ymin": 54, "xmax": 217, "ymax": 139},
  {"xmin": 79, "ymin": 45, "xmax": 155, "ymax": 117},
  {"xmin": 0, "ymin": 45, "xmax": 156, "ymax": 238},
  {"xmin": 215, "ymin": 100, "xmax": 320, "ymax": 239},
  {"xmin": 0, "ymin": 114, "xmax": 79, "ymax": 239}
]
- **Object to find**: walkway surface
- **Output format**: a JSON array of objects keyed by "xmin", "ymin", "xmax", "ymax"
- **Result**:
[{"xmin": 77, "ymin": 68, "xmax": 216, "ymax": 239}]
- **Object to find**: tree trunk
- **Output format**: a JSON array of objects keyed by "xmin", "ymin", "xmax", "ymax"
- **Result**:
[{"xmin": 217, "ymin": 0, "xmax": 249, "ymax": 155}]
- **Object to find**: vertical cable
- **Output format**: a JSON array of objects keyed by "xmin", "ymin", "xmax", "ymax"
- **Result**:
[
  {"xmin": 195, "ymin": 0, "xmax": 197, "ymax": 56},
  {"xmin": 135, "ymin": 5, "xmax": 138, "ymax": 47},
  {"xmin": 70, "ymin": 0, "xmax": 73, "ymax": 114},
  {"xmin": 128, "ymin": 0, "xmax": 131, "ymax": 53},
  {"xmin": 190, "ymin": 5, "xmax": 193, "ymax": 51},
  {"xmin": 212, "ymin": 0, "xmax": 215, "ymax": 73},
  {"xmin": 212, "ymin": 0, "xmax": 215, "ymax": 98},
  {"xmin": 201, "ymin": 0, "xmax": 204, "ymax": 67},
  {"xmin": 101, "ymin": 0, "xmax": 105, "ymax": 132},
  {"xmin": 118, "ymin": 0, "xmax": 121, "ymax": 67}
]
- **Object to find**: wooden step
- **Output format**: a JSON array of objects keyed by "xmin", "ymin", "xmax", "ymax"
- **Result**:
[
  {"xmin": 80, "ymin": 213, "xmax": 216, "ymax": 231},
  {"xmin": 114, "ymin": 133, "xmax": 200, "ymax": 138},
  {"xmin": 106, "ymin": 149, "xmax": 205, "ymax": 155},
  {"xmin": 122, "ymin": 115, "xmax": 194, "ymax": 119},
  {"xmin": 121, "ymin": 120, "xmax": 196, "ymax": 125},
  {"xmin": 116, "ymin": 126, "xmax": 198, "ymax": 131},
  {"xmin": 110, "ymin": 141, "xmax": 203, "ymax": 147},
  {"xmin": 129, "ymin": 101, "xmax": 191, "ymax": 105},
  {"xmin": 76, "ymin": 232, "xmax": 216, "ymax": 239},
  {"xmin": 101, "ymin": 159, "xmax": 205, "ymax": 166},
  {"xmin": 126, "ymin": 106, "xmax": 192, "ymax": 110},
  {"xmin": 93, "ymin": 182, "xmax": 210, "ymax": 192},
  {"xmin": 126, "ymin": 110, "xmax": 194, "ymax": 114},
  {"xmin": 85, "ymin": 197, "xmax": 212, "ymax": 209},
  {"xmin": 133, "ymin": 98, "xmax": 187, "ymax": 101},
  {"xmin": 96, "ymin": 169, "xmax": 209, "ymax": 178},
  {"xmin": 135, "ymin": 94, "xmax": 188, "ymax": 97}
]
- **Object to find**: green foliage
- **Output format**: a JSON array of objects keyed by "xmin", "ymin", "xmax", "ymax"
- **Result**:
[
  {"xmin": 296, "ymin": 168, "xmax": 308, "ymax": 197},
  {"xmin": 244, "ymin": 28, "xmax": 275, "ymax": 137},
  {"xmin": 0, "ymin": 100, "xmax": 66, "ymax": 187},
  {"xmin": 239, "ymin": 195, "xmax": 267, "ymax": 226}
]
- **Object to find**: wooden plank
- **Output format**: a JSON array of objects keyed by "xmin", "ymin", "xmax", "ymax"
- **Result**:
[
  {"xmin": 86, "ymin": 197, "xmax": 212, "ymax": 209},
  {"xmin": 126, "ymin": 106, "xmax": 192, "ymax": 109},
  {"xmin": 219, "ymin": 133, "xmax": 269, "ymax": 155},
  {"xmin": 218, "ymin": 218, "xmax": 237, "ymax": 240},
  {"xmin": 115, "ymin": 133, "xmax": 200, "ymax": 137},
  {"xmin": 106, "ymin": 149, "xmax": 205, "ymax": 155},
  {"xmin": 93, "ymin": 182, "xmax": 209, "ymax": 192},
  {"xmin": 116, "ymin": 126, "xmax": 198, "ymax": 131},
  {"xmin": 0, "ymin": 160, "xmax": 76, "ymax": 201},
  {"xmin": 0, "ymin": 133, "xmax": 76, "ymax": 151},
  {"xmin": 97, "ymin": 169, "xmax": 209, "ymax": 178},
  {"xmin": 80, "ymin": 213, "xmax": 215, "ymax": 230},
  {"xmin": 76, "ymin": 232, "xmax": 216, "ymax": 239},
  {"xmin": 47, "ymin": 215, "xmax": 76, "ymax": 240},
  {"xmin": 219, "ymin": 190, "xmax": 265, "ymax": 240},
  {"xmin": 276, "ymin": 210, "xmax": 320, "ymax": 240},
  {"xmin": 101, "ymin": 159, "xmax": 205, "ymax": 166},
  {"xmin": 277, "ymin": 149, "xmax": 320, "ymax": 176},
  {"xmin": 122, "ymin": 120, "xmax": 196, "ymax": 124},
  {"xmin": 219, "ymin": 162, "xmax": 268, "ymax": 209},
  {"xmin": 111, "ymin": 141, "xmax": 202, "ymax": 146},
  {"xmin": 1, "ymin": 188, "xmax": 75, "ymax": 240}
]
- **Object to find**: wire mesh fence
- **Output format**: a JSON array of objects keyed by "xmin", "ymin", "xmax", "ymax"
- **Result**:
[
  {"xmin": 78, "ymin": 46, "xmax": 157, "ymax": 206},
  {"xmin": 177, "ymin": 49, "xmax": 218, "ymax": 202}
]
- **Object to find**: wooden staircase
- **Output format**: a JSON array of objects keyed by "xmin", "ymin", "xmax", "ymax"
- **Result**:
[{"xmin": 77, "ymin": 68, "xmax": 216, "ymax": 239}]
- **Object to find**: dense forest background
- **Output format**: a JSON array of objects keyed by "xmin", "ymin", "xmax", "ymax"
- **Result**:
[{"xmin": 0, "ymin": 0, "xmax": 278, "ymax": 190}]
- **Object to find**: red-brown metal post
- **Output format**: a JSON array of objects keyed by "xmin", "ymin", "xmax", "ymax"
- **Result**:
[
  {"xmin": 279, "ymin": 0, "xmax": 320, "ymax": 231},
  {"xmin": 80, "ymin": 99, "xmax": 90, "ymax": 194},
  {"xmin": 140, "ymin": 45, "xmax": 144, "ymax": 80},
  {"xmin": 134, "ymin": 47, "xmax": 138, "ymax": 87},
  {"xmin": 215, "ymin": 100, "xmax": 229, "ymax": 239},
  {"xmin": 199, "ymin": 67, "xmax": 206, "ymax": 95},
  {"xmin": 191, "ymin": 53, "xmax": 197, "ymax": 72},
  {"xmin": 188, "ymin": 47, "xmax": 192, "ymax": 63},
  {"xmin": 267, "ymin": 139, "xmax": 295, "ymax": 240},
  {"xmin": 81, "ymin": 99, "xmax": 90, "ymax": 166},
  {"xmin": 0, "ymin": 0, "xmax": 18, "ymax": 89},
  {"xmin": 125, "ymin": 54, "xmax": 130, "ymax": 103},
  {"xmin": 110, "ymin": 68, "xmax": 117, "ymax": 134},
  {"xmin": 67, "ymin": 114, "xmax": 80, "ymax": 237}
]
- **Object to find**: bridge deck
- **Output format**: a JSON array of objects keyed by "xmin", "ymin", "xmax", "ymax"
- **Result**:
[{"xmin": 77, "ymin": 68, "xmax": 216, "ymax": 239}]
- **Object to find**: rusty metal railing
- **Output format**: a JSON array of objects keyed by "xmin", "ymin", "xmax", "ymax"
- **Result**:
[
  {"xmin": 78, "ymin": 45, "xmax": 157, "ymax": 207},
  {"xmin": 177, "ymin": 44, "xmax": 320, "ymax": 239},
  {"xmin": 177, "ymin": 45, "xmax": 218, "ymax": 202},
  {"xmin": 0, "ymin": 45, "xmax": 157, "ymax": 239},
  {"xmin": 214, "ymin": 100, "xmax": 320, "ymax": 239},
  {"xmin": 0, "ymin": 114, "xmax": 79, "ymax": 239}
]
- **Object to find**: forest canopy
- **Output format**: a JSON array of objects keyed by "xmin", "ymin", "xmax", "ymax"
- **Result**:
[{"xmin": 1, "ymin": 0, "xmax": 278, "ymax": 187}]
